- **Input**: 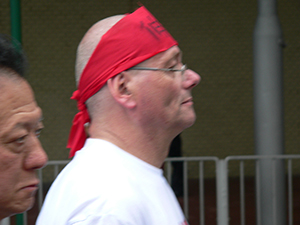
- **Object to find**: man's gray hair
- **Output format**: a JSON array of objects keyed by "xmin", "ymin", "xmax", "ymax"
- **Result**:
[{"xmin": 75, "ymin": 15, "xmax": 125, "ymax": 86}]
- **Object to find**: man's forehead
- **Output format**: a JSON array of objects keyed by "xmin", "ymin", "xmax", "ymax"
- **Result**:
[
  {"xmin": 0, "ymin": 77, "xmax": 40, "ymax": 125},
  {"xmin": 142, "ymin": 46, "xmax": 182, "ymax": 65},
  {"xmin": 166, "ymin": 46, "xmax": 182, "ymax": 60},
  {"xmin": 12, "ymin": 111, "xmax": 43, "ymax": 129},
  {"xmin": 0, "ymin": 78, "xmax": 32, "ymax": 105},
  {"xmin": 0, "ymin": 107, "xmax": 43, "ymax": 138}
]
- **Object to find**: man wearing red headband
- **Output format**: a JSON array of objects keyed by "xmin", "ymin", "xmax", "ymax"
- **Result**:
[{"xmin": 37, "ymin": 6, "xmax": 200, "ymax": 225}]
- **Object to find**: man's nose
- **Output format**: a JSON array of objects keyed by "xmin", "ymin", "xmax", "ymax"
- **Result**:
[
  {"xmin": 183, "ymin": 69, "xmax": 201, "ymax": 89},
  {"xmin": 24, "ymin": 135, "xmax": 48, "ymax": 170}
]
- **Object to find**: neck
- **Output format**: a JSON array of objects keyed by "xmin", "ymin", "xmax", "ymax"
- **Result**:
[{"xmin": 89, "ymin": 123, "xmax": 174, "ymax": 168}]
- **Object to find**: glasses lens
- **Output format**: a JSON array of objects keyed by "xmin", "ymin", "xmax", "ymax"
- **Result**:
[{"xmin": 182, "ymin": 64, "xmax": 187, "ymax": 76}]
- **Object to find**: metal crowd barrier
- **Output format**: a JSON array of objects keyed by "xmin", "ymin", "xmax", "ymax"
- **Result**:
[
  {"xmin": 219, "ymin": 155, "xmax": 300, "ymax": 225},
  {"xmin": 3, "ymin": 155, "xmax": 300, "ymax": 225},
  {"xmin": 37, "ymin": 160, "xmax": 70, "ymax": 210},
  {"xmin": 165, "ymin": 156, "xmax": 219, "ymax": 225}
]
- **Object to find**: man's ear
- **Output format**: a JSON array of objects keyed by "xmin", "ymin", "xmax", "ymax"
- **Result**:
[{"xmin": 107, "ymin": 71, "xmax": 136, "ymax": 108}]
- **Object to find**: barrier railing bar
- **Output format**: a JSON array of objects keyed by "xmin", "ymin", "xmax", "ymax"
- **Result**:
[
  {"xmin": 272, "ymin": 159, "xmax": 277, "ymax": 225},
  {"xmin": 45, "ymin": 160, "xmax": 70, "ymax": 165},
  {"xmin": 183, "ymin": 160, "xmax": 189, "ymax": 218},
  {"xmin": 217, "ymin": 159, "xmax": 229, "ymax": 225},
  {"xmin": 166, "ymin": 161, "xmax": 172, "ymax": 183},
  {"xmin": 23, "ymin": 212, "xmax": 27, "ymax": 225},
  {"xmin": 54, "ymin": 165, "xmax": 59, "ymax": 178},
  {"xmin": 199, "ymin": 161, "xmax": 205, "ymax": 225},
  {"xmin": 255, "ymin": 160, "xmax": 261, "ymax": 225},
  {"xmin": 288, "ymin": 160, "xmax": 293, "ymax": 225},
  {"xmin": 165, "ymin": 156, "xmax": 219, "ymax": 163},
  {"xmin": 1, "ymin": 217, "xmax": 10, "ymax": 225},
  {"xmin": 225, "ymin": 155, "xmax": 300, "ymax": 161},
  {"xmin": 240, "ymin": 160, "xmax": 245, "ymax": 225},
  {"xmin": 37, "ymin": 169, "xmax": 43, "ymax": 210}
]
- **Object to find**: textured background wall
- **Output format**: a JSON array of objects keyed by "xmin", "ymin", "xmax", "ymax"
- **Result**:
[{"xmin": 0, "ymin": 0, "xmax": 299, "ymax": 176}]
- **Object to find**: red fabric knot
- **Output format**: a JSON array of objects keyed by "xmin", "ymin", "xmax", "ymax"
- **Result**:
[
  {"xmin": 67, "ymin": 90, "xmax": 89, "ymax": 157},
  {"xmin": 71, "ymin": 90, "xmax": 86, "ymax": 111}
]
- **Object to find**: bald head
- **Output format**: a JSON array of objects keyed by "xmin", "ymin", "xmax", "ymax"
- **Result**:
[{"xmin": 75, "ymin": 15, "xmax": 125, "ymax": 86}]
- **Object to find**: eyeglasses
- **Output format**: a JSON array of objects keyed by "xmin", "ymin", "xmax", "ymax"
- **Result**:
[{"xmin": 129, "ymin": 64, "xmax": 187, "ymax": 77}]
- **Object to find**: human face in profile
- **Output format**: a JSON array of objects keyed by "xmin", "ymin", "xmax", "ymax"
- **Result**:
[
  {"xmin": 133, "ymin": 46, "xmax": 201, "ymax": 134},
  {"xmin": 0, "ymin": 74, "xmax": 48, "ymax": 220}
]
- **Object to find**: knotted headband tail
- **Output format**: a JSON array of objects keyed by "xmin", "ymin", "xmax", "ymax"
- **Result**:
[
  {"xmin": 67, "ymin": 90, "xmax": 90, "ymax": 157},
  {"xmin": 67, "ymin": 6, "xmax": 178, "ymax": 157}
]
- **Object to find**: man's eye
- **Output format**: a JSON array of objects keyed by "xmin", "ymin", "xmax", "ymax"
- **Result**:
[
  {"xmin": 169, "ymin": 63, "xmax": 182, "ymax": 71},
  {"xmin": 35, "ymin": 128, "xmax": 43, "ymax": 137},
  {"xmin": 169, "ymin": 65, "xmax": 177, "ymax": 70},
  {"xmin": 15, "ymin": 136, "xmax": 26, "ymax": 144}
]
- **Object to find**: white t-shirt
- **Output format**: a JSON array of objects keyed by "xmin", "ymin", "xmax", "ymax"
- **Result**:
[{"xmin": 36, "ymin": 139, "xmax": 188, "ymax": 225}]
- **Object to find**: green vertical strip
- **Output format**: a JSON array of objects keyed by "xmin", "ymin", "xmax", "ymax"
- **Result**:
[
  {"xmin": 16, "ymin": 214, "xmax": 24, "ymax": 225},
  {"xmin": 10, "ymin": 0, "xmax": 22, "ymax": 45},
  {"xmin": 10, "ymin": 0, "xmax": 23, "ymax": 221}
]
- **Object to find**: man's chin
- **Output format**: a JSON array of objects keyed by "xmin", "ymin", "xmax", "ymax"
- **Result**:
[
  {"xmin": 184, "ymin": 113, "xmax": 197, "ymax": 128},
  {"xmin": 177, "ymin": 116, "xmax": 196, "ymax": 131},
  {"xmin": 11, "ymin": 196, "xmax": 36, "ymax": 216}
]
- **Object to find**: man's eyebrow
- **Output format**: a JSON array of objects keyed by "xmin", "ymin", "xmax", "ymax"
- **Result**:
[{"xmin": 13, "ymin": 115, "xmax": 44, "ymax": 129}]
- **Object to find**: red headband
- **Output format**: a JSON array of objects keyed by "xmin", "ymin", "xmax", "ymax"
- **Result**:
[{"xmin": 67, "ymin": 6, "xmax": 178, "ymax": 157}]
